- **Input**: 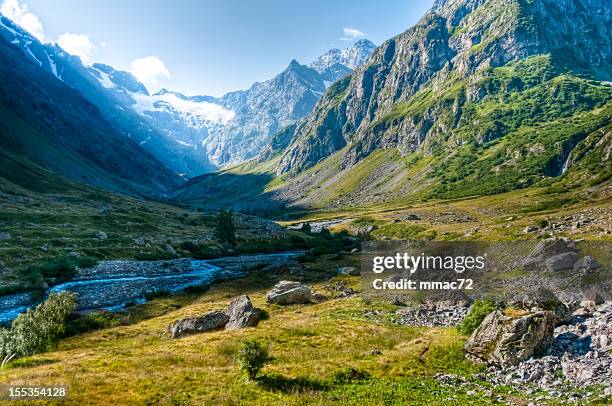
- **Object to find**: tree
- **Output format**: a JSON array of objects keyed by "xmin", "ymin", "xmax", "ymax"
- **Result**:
[
  {"xmin": 215, "ymin": 209, "xmax": 236, "ymax": 247},
  {"xmin": 1, "ymin": 291, "xmax": 77, "ymax": 366},
  {"xmin": 238, "ymin": 339, "xmax": 270, "ymax": 380}
]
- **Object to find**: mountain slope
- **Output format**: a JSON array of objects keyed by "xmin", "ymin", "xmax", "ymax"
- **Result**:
[
  {"xmin": 0, "ymin": 17, "xmax": 182, "ymax": 196},
  {"xmin": 175, "ymin": 0, "xmax": 611, "ymax": 211}
]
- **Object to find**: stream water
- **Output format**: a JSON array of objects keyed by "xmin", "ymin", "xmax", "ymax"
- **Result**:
[{"xmin": 0, "ymin": 252, "xmax": 300, "ymax": 323}]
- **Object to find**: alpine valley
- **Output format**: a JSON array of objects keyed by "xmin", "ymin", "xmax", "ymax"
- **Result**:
[{"xmin": 0, "ymin": 1, "xmax": 611, "ymax": 405}]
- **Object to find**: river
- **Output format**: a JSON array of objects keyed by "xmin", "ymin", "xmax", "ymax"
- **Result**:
[{"xmin": 0, "ymin": 252, "xmax": 300, "ymax": 323}]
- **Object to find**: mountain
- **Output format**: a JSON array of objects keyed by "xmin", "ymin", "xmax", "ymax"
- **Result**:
[
  {"xmin": 309, "ymin": 39, "xmax": 377, "ymax": 83},
  {"xmin": 0, "ymin": 15, "xmax": 182, "ymax": 196},
  {"xmin": 112, "ymin": 42, "xmax": 375, "ymax": 172},
  {"xmin": 175, "ymin": 0, "xmax": 612, "ymax": 210}
]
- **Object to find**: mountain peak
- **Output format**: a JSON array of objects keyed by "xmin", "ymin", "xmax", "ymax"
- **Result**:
[{"xmin": 309, "ymin": 39, "xmax": 376, "ymax": 75}]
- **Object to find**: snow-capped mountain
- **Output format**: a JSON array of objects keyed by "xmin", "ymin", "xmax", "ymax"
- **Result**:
[
  {"xmin": 309, "ymin": 39, "xmax": 377, "ymax": 83},
  {"xmin": 1, "ymin": 12, "xmax": 375, "ymax": 175},
  {"xmin": 145, "ymin": 41, "xmax": 377, "ymax": 168}
]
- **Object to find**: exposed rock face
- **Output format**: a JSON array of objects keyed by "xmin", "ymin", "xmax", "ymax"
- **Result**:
[
  {"xmin": 225, "ymin": 295, "xmax": 261, "ymax": 330},
  {"xmin": 266, "ymin": 281, "xmax": 312, "ymax": 305},
  {"xmin": 465, "ymin": 310, "xmax": 556, "ymax": 367},
  {"xmin": 276, "ymin": 0, "xmax": 612, "ymax": 175},
  {"xmin": 169, "ymin": 311, "xmax": 229, "ymax": 338}
]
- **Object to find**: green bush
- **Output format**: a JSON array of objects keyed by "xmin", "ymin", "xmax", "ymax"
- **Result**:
[
  {"xmin": 29, "ymin": 255, "xmax": 98, "ymax": 284},
  {"xmin": 64, "ymin": 311, "xmax": 119, "ymax": 337},
  {"xmin": 238, "ymin": 339, "xmax": 270, "ymax": 380},
  {"xmin": 457, "ymin": 299, "xmax": 497, "ymax": 335},
  {"xmin": 0, "ymin": 291, "xmax": 77, "ymax": 365}
]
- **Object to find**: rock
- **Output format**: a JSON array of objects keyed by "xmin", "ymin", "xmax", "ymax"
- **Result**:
[
  {"xmin": 133, "ymin": 238, "xmax": 146, "ymax": 246},
  {"xmin": 537, "ymin": 238, "xmax": 579, "ymax": 256},
  {"xmin": 95, "ymin": 231, "xmax": 108, "ymax": 240},
  {"xmin": 0, "ymin": 232, "xmax": 11, "ymax": 240},
  {"xmin": 508, "ymin": 288, "xmax": 570, "ymax": 325},
  {"xmin": 225, "ymin": 295, "xmax": 261, "ymax": 330},
  {"xmin": 523, "ymin": 226, "xmax": 537, "ymax": 233},
  {"xmin": 544, "ymin": 252, "xmax": 579, "ymax": 271},
  {"xmin": 169, "ymin": 311, "xmax": 229, "ymax": 338},
  {"xmin": 350, "ymin": 248, "xmax": 359, "ymax": 254},
  {"xmin": 465, "ymin": 310, "xmax": 556, "ymax": 367},
  {"xmin": 165, "ymin": 243, "xmax": 177, "ymax": 257},
  {"xmin": 266, "ymin": 281, "xmax": 312, "ymax": 305},
  {"xmin": 337, "ymin": 266, "xmax": 360, "ymax": 276},
  {"xmin": 572, "ymin": 256, "xmax": 600, "ymax": 272},
  {"xmin": 312, "ymin": 293, "xmax": 328, "ymax": 303},
  {"xmin": 67, "ymin": 251, "xmax": 80, "ymax": 257}
]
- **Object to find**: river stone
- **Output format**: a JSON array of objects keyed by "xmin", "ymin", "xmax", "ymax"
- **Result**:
[
  {"xmin": 170, "ymin": 311, "xmax": 229, "ymax": 338},
  {"xmin": 465, "ymin": 310, "xmax": 556, "ymax": 368},
  {"xmin": 337, "ymin": 266, "xmax": 360, "ymax": 276},
  {"xmin": 266, "ymin": 281, "xmax": 312, "ymax": 305},
  {"xmin": 225, "ymin": 295, "xmax": 261, "ymax": 330},
  {"xmin": 0, "ymin": 232, "xmax": 11, "ymax": 240},
  {"xmin": 95, "ymin": 231, "xmax": 108, "ymax": 240}
]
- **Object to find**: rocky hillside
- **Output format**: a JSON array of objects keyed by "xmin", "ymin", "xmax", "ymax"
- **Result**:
[{"xmin": 0, "ymin": 18, "xmax": 182, "ymax": 196}]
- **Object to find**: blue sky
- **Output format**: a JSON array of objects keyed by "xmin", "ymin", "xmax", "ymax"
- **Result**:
[{"xmin": 3, "ymin": 0, "xmax": 434, "ymax": 96}]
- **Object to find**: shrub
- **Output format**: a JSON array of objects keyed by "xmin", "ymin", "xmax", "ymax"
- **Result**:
[
  {"xmin": 0, "ymin": 291, "xmax": 77, "ymax": 365},
  {"xmin": 457, "ymin": 299, "xmax": 497, "ymax": 335},
  {"xmin": 238, "ymin": 339, "xmax": 270, "ymax": 380},
  {"xmin": 215, "ymin": 209, "xmax": 236, "ymax": 247},
  {"xmin": 143, "ymin": 288, "xmax": 171, "ymax": 301}
]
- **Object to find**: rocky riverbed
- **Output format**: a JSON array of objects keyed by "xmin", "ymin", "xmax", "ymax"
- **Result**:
[{"xmin": 0, "ymin": 252, "xmax": 300, "ymax": 323}]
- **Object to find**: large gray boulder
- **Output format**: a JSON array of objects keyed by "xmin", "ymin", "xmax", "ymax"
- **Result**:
[
  {"xmin": 465, "ymin": 310, "xmax": 556, "ymax": 368},
  {"xmin": 544, "ymin": 252, "xmax": 579, "ymax": 272},
  {"xmin": 170, "ymin": 311, "xmax": 229, "ymax": 338},
  {"xmin": 225, "ymin": 295, "xmax": 261, "ymax": 330},
  {"xmin": 266, "ymin": 281, "xmax": 312, "ymax": 305}
]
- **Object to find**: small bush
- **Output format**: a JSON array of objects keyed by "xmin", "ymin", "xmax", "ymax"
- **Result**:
[
  {"xmin": 0, "ymin": 291, "xmax": 77, "ymax": 364},
  {"xmin": 457, "ymin": 299, "xmax": 497, "ymax": 335},
  {"xmin": 332, "ymin": 367, "xmax": 371, "ymax": 384},
  {"xmin": 238, "ymin": 339, "xmax": 270, "ymax": 380}
]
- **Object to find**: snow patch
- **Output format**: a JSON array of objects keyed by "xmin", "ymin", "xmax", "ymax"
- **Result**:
[{"xmin": 130, "ymin": 92, "xmax": 235, "ymax": 126}]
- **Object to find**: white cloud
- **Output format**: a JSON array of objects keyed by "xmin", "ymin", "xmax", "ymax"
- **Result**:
[
  {"xmin": 341, "ymin": 27, "xmax": 365, "ymax": 41},
  {"xmin": 0, "ymin": 0, "xmax": 45, "ymax": 41},
  {"xmin": 100, "ymin": 41, "xmax": 107, "ymax": 47},
  {"xmin": 130, "ymin": 56, "xmax": 170, "ymax": 89},
  {"xmin": 57, "ymin": 33, "xmax": 95, "ymax": 65}
]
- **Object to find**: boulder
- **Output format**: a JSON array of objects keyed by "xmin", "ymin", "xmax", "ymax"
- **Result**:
[
  {"xmin": 337, "ymin": 266, "xmax": 360, "ymax": 276},
  {"xmin": 225, "ymin": 295, "xmax": 261, "ymax": 330},
  {"xmin": 508, "ymin": 287, "xmax": 570, "ymax": 325},
  {"xmin": 169, "ymin": 311, "xmax": 229, "ymax": 338},
  {"xmin": 523, "ymin": 238, "xmax": 579, "ymax": 270},
  {"xmin": 165, "ymin": 243, "xmax": 177, "ymax": 257},
  {"xmin": 572, "ymin": 255, "xmax": 600, "ymax": 273},
  {"xmin": 266, "ymin": 281, "xmax": 312, "ymax": 305},
  {"xmin": 465, "ymin": 309, "xmax": 556, "ymax": 368},
  {"xmin": 0, "ymin": 232, "xmax": 11, "ymax": 240},
  {"xmin": 544, "ymin": 252, "xmax": 579, "ymax": 271},
  {"xmin": 95, "ymin": 231, "xmax": 108, "ymax": 240}
]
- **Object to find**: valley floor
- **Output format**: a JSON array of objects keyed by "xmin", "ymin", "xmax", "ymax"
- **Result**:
[{"xmin": 1, "ymin": 255, "xmax": 608, "ymax": 405}]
